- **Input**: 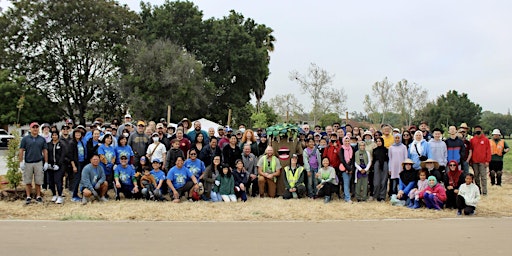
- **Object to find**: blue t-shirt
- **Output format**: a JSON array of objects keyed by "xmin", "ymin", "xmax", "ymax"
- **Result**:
[
  {"xmin": 77, "ymin": 140, "xmax": 86, "ymax": 162},
  {"xmin": 166, "ymin": 166, "xmax": 193, "ymax": 189},
  {"xmin": 114, "ymin": 164, "xmax": 135, "ymax": 185},
  {"xmin": 98, "ymin": 144, "xmax": 116, "ymax": 175},
  {"xmin": 184, "ymin": 158, "xmax": 205, "ymax": 180},
  {"xmin": 115, "ymin": 145, "xmax": 134, "ymax": 164},
  {"xmin": 20, "ymin": 135, "xmax": 47, "ymax": 163},
  {"xmin": 150, "ymin": 169, "xmax": 166, "ymax": 187}
]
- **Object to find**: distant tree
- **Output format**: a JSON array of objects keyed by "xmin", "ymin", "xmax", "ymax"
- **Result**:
[
  {"xmin": 119, "ymin": 39, "xmax": 212, "ymax": 122},
  {"xmin": 480, "ymin": 111, "xmax": 512, "ymax": 137},
  {"xmin": 289, "ymin": 63, "xmax": 347, "ymax": 124},
  {"xmin": 394, "ymin": 79, "xmax": 428, "ymax": 127},
  {"xmin": 268, "ymin": 93, "xmax": 305, "ymax": 123},
  {"xmin": 1, "ymin": 0, "xmax": 140, "ymax": 124},
  {"xmin": 318, "ymin": 113, "xmax": 341, "ymax": 128},
  {"xmin": 364, "ymin": 77, "xmax": 394, "ymax": 124},
  {"xmin": 414, "ymin": 90, "xmax": 482, "ymax": 130},
  {"xmin": 0, "ymin": 70, "xmax": 60, "ymax": 125}
]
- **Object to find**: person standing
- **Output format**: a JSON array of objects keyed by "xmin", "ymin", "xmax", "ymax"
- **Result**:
[
  {"xmin": 428, "ymin": 128, "xmax": 448, "ymax": 173},
  {"xmin": 19, "ymin": 122, "xmax": 49, "ymax": 204},
  {"xmin": 468, "ymin": 125, "xmax": 491, "ymax": 195},
  {"xmin": 47, "ymin": 131, "xmax": 65, "ymax": 204},
  {"xmin": 489, "ymin": 129, "xmax": 509, "ymax": 186},
  {"xmin": 128, "ymin": 120, "xmax": 150, "ymax": 170},
  {"xmin": 445, "ymin": 126, "xmax": 465, "ymax": 168}
]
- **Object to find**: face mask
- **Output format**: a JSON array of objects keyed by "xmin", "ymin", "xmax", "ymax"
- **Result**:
[
  {"xmin": 475, "ymin": 131, "xmax": 482, "ymax": 135},
  {"xmin": 365, "ymin": 139, "xmax": 372, "ymax": 143},
  {"xmin": 152, "ymin": 137, "xmax": 159, "ymax": 142},
  {"xmin": 123, "ymin": 133, "xmax": 129, "ymax": 138},
  {"xmin": 239, "ymin": 128, "xmax": 245, "ymax": 133},
  {"xmin": 350, "ymin": 143, "xmax": 357, "ymax": 147}
]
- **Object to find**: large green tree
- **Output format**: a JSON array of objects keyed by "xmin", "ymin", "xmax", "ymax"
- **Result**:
[
  {"xmin": 480, "ymin": 110, "xmax": 512, "ymax": 137},
  {"xmin": 140, "ymin": 1, "xmax": 275, "ymax": 122},
  {"xmin": 0, "ymin": 70, "xmax": 60, "ymax": 125},
  {"xmin": 414, "ymin": 90, "xmax": 482, "ymax": 130},
  {"xmin": 0, "ymin": 0, "xmax": 139, "ymax": 124},
  {"xmin": 120, "ymin": 39, "xmax": 213, "ymax": 122}
]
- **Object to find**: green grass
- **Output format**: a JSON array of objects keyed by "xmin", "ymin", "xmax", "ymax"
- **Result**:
[{"xmin": 504, "ymin": 139, "xmax": 512, "ymax": 173}]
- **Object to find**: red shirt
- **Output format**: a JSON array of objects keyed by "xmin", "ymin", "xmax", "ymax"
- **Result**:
[
  {"xmin": 470, "ymin": 135, "xmax": 491, "ymax": 163},
  {"xmin": 322, "ymin": 142, "xmax": 341, "ymax": 169}
]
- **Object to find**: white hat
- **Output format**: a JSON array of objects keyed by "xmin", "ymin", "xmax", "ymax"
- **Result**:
[
  {"xmin": 124, "ymin": 113, "xmax": 132, "ymax": 118},
  {"xmin": 492, "ymin": 129, "xmax": 501, "ymax": 135}
]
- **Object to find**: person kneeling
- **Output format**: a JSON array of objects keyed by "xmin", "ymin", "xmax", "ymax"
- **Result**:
[
  {"xmin": 80, "ymin": 155, "xmax": 109, "ymax": 204},
  {"xmin": 114, "ymin": 155, "xmax": 139, "ymax": 200},
  {"xmin": 166, "ymin": 156, "xmax": 199, "ymax": 203},
  {"xmin": 456, "ymin": 173, "xmax": 480, "ymax": 216},
  {"xmin": 283, "ymin": 154, "xmax": 306, "ymax": 199}
]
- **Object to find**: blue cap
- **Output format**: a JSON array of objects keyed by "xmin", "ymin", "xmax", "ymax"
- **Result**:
[{"xmin": 152, "ymin": 158, "xmax": 161, "ymax": 163}]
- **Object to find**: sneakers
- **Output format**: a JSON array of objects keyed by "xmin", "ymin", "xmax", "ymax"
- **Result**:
[
  {"xmin": 99, "ymin": 197, "xmax": 108, "ymax": 202},
  {"xmin": 457, "ymin": 210, "xmax": 462, "ymax": 216},
  {"xmin": 35, "ymin": 197, "xmax": 43, "ymax": 203},
  {"xmin": 81, "ymin": 197, "xmax": 88, "ymax": 205},
  {"xmin": 56, "ymin": 196, "xmax": 64, "ymax": 204},
  {"xmin": 51, "ymin": 196, "xmax": 58, "ymax": 202},
  {"xmin": 25, "ymin": 197, "xmax": 32, "ymax": 205},
  {"xmin": 71, "ymin": 197, "xmax": 82, "ymax": 202}
]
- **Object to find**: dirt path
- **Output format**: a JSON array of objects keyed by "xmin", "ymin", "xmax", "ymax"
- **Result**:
[{"xmin": 2, "ymin": 218, "xmax": 510, "ymax": 255}]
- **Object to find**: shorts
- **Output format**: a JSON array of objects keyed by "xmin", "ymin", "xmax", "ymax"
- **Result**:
[
  {"xmin": 23, "ymin": 161, "xmax": 44, "ymax": 185},
  {"xmin": 489, "ymin": 161, "xmax": 503, "ymax": 172}
]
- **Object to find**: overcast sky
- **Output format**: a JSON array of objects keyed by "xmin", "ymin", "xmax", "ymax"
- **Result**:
[{"xmin": 2, "ymin": 0, "xmax": 511, "ymax": 115}]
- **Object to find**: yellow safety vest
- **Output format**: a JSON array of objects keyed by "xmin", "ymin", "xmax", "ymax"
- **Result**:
[
  {"xmin": 262, "ymin": 156, "xmax": 277, "ymax": 174},
  {"xmin": 490, "ymin": 139, "xmax": 505, "ymax": 156},
  {"xmin": 285, "ymin": 166, "xmax": 304, "ymax": 188}
]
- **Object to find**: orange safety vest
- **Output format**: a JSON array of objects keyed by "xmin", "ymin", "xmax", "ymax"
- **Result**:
[{"xmin": 490, "ymin": 139, "xmax": 505, "ymax": 156}]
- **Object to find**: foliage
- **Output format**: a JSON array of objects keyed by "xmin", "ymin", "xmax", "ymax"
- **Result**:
[
  {"xmin": 231, "ymin": 102, "xmax": 255, "ymax": 128},
  {"xmin": 120, "ymin": 39, "xmax": 212, "ymax": 122},
  {"xmin": 260, "ymin": 102, "xmax": 279, "ymax": 127},
  {"xmin": 0, "ymin": 70, "xmax": 60, "ymax": 125},
  {"xmin": 140, "ymin": 2, "xmax": 275, "ymax": 122},
  {"xmin": 414, "ymin": 90, "xmax": 482, "ymax": 130},
  {"xmin": 504, "ymin": 139, "xmax": 512, "ymax": 173},
  {"xmin": 318, "ymin": 113, "xmax": 341, "ymax": 128},
  {"xmin": 289, "ymin": 63, "xmax": 347, "ymax": 124},
  {"xmin": 250, "ymin": 112, "xmax": 268, "ymax": 129},
  {"xmin": 268, "ymin": 93, "xmax": 305, "ymax": 123},
  {"xmin": 265, "ymin": 123, "xmax": 300, "ymax": 140},
  {"xmin": 480, "ymin": 111, "xmax": 512, "ymax": 136},
  {"xmin": 1, "ymin": 0, "xmax": 140, "ymax": 124},
  {"xmin": 5, "ymin": 129, "xmax": 22, "ymax": 191},
  {"xmin": 394, "ymin": 79, "xmax": 428, "ymax": 127},
  {"xmin": 364, "ymin": 77, "xmax": 394, "ymax": 124}
]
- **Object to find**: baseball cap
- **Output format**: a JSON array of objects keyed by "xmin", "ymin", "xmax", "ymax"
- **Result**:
[
  {"xmin": 124, "ymin": 113, "xmax": 132, "ymax": 118},
  {"xmin": 260, "ymin": 133, "xmax": 267, "ymax": 138},
  {"xmin": 156, "ymin": 123, "xmax": 164, "ymax": 129},
  {"xmin": 291, "ymin": 154, "xmax": 298, "ymax": 158},
  {"xmin": 217, "ymin": 126, "xmax": 224, "ymax": 131},
  {"xmin": 151, "ymin": 132, "xmax": 159, "ymax": 137},
  {"xmin": 393, "ymin": 128, "xmax": 400, "ymax": 133},
  {"xmin": 120, "ymin": 155, "xmax": 128, "ymax": 160},
  {"xmin": 66, "ymin": 119, "xmax": 73, "ymax": 124},
  {"xmin": 225, "ymin": 126, "xmax": 233, "ymax": 132},
  {"xmin": 314, "ymin": 132, "xmax": 321, "ymax": 137},
  {"xmin": 30, "ymin": 122, "xmax": 40, "ymax": 128},
  {"xmin": 152, "ymin": 158, "xmax": 161, "ymax": 163},
  {"xmin": 137, "ymin": 120, "xmax": 145, "ymax": 126}
]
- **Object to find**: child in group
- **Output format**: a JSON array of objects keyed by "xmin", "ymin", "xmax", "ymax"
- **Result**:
[
  {"xmin": 232, "ymin": 159, "xmax": 248, "ymax": 202},
  {"xmin": 354, "ymin": 141, "xmax": 372, "ymax": 202},
  {"xmin": 165, "ymin": 139, "xmax": 184, "ymax": 172},
  {"xmin": 140, "ymin": 167, "xmax": 157, "ymax": 200},
  {"xmin": 213, "ymin": 164, "xmax": 236, "ymax": 202},
  {"xmin": 149, "ymin": 159, "xmax": 166, "ymax": 201},
  {"xmin": 456, "ymin": 173, "xmax": 480, "ymax": 216},
  {"xmin": 408, "ymin": 170, "xmax": 429, "ymax": 208},
  {"xmin": 419, "ymin": 176, "xmax": 447, "ymax": 210}
]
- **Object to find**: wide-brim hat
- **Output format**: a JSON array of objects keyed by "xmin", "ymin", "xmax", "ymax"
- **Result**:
[
  {"xmin": 402, "ymin": 158, "xmax": 415, "ymax": 168},
  {"xmin": 181, "ymin": 118, "xmax": 192, "ymax": 128},
  {"xmin": 420, "ymin": 159, "xmax": 440, "ymax": 169},
  {"xmin": 459, "ymin": 123, "xmax": 469, "ymax": 129},
  {"xmin": 492, "ymin": 129, "xmax": 501, "ymax": 135}
]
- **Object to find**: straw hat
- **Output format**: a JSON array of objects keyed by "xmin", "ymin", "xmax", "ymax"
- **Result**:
[
  {"xmin": 459, "ymin": 123, "xmax": 469, "ymax": 130},
  {"xmin": 402, "ymin": 158, "xmax": 415, "ymax": 168},
  {"xmin": 420, "ymin": 159, "xmax": 440, "ymax": 169}
]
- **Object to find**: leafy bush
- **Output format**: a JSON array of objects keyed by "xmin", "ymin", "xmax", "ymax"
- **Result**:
[{"xmin": 5, "ymin": 129, "xmax": 22, "ymax": 190}]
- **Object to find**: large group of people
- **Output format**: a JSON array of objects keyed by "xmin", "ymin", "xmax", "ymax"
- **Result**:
[{"xmin": 18, "ymin": 115, "xmax": 509, "ymax": 215}]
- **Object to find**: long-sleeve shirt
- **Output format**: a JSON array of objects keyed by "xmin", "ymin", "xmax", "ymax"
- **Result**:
[
  {"xmin": 388, "ymin": 144, "xmax": 408, "ymax": 179},
  {"xmin": 457, "ymin": 183, "xmax": 480, "ymax": 207},
  {"xmin": 419, "ymin": 184, "xmax": 447, "ymax": 202},
  {"xmin": 317, "ymin": 166, "xmax": 338, "ymax": 185},
  {"xmin": 241, "ymin": 153, "xmax": 258, "ymax": 176},
  {"xmin": 429, "ymin": 139, "xmax": 448, "ymax": 167},
  {"xmin": 470, "ymin": 135, "xmax": 491, "ymax": 163},
  {"xmin": 445, "ymin": 137, "xmax": 465, "ymax": 164},
  {"xmin": 80, "ymin": 163, "xmax": 106, "ymax": 191}
]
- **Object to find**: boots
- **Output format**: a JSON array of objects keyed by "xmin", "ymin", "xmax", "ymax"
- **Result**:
[
  {"xmin": 407, "ymin": 199, "xmax": 414, "ymax": 208},
  {"xmin": 324, "ymin": 196, "xmax": 331, "ymax": 204},
  {"xmin": 410, "ymin": 199, "xmax": 420, "ymax": 209}
]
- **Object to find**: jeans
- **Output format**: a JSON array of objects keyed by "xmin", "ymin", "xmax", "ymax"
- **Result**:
[
  {"xmin": 72, "ymin": 161, "xmax": 85, "ymax": 198},
  {"xmin": 388, "ymin": 178, "xmax": 399, "ymax": 197},
  {"xmin": 48, "ymin": 168, "xmax": 64, "ymax": 196},
  {"xmin": 307, "ymin": 168, "xmax": 319, "ymax": 197},
  {"xmin": 341, "ymin": 171, "xmax": 352, "ymax": 202},
  {"xmin": 210, "ymin": 191, "xmax": 222, "ymax": 202},
  {"xmin": 462, "ymin": 161, "xmax": 469, "ymax": 175},
  {"xmin": 221, "ymin": 194, "xmax": 237, "ymax": 202}
]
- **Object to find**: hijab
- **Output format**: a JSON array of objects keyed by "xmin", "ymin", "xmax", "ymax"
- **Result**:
[
  {"xmin": 392, "ymin": 133, "xmax": 403, "ymax": 146},
  {"xmin": 372, "ymin": 137, "xmax": 388, "ymax": 166},
  {"xmin": 341, "ymin": 136, "xmax": 353, "ymax": 161},
  {"xmin": 427, "ymin": 175, "xmax": 438, "ymax": 188},
  {"xmin": 447, "ymin": 160, "xmax": 463, "ymax": 188},
  {"xmin": 411, "ymin": 130, "xmax": 424, "ymax": 154}
]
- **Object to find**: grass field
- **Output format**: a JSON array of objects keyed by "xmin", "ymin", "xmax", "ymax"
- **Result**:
[{"xmin": 503, "ymin": 139, "xmax": 512, "ymax": 173}]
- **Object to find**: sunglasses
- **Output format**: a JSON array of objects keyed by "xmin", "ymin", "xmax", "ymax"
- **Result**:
[
  {"xmin": 190, "ymin": 153, "xmax": 197, "ymax": 156},
  {"xmin": 449, "ymin": 164, "xmax": 457, "ymax": 167}
]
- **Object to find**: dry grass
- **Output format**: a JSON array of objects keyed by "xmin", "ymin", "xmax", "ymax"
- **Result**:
[{"xmin": 1, "ymin": 177, "xmax": 511, "ymax": 221}]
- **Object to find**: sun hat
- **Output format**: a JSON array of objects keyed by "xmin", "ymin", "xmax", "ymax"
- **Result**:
[
  {"xmin": 492, "ymin": 129, "xmax": 501, "ymax": 135},
  {"xmin": 420, "ymin": 159, "xmax": 440, "ymax": 169}
]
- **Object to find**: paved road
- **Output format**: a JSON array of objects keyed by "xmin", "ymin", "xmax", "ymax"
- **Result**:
[{"xmin": 1, "ymin": 218, "xmax": 510, "ymax": 256}]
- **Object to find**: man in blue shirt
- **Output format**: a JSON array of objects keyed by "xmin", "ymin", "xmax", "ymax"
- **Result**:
[
  {"xmin": 19, "ymin": 122, "xmax": 49, "ymax": 204},
  {"xmin": 166, "ymin": 156, "xmax": 199, "ymax": 203},
  {"xmin": 114, "ymin": 155, "xmax": 139, "ymax": 200}
]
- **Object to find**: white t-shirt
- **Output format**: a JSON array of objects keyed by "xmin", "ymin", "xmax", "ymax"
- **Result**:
[{"xmin": 146, "ymin": 142, "xmax": 167, "ymax": 162}]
